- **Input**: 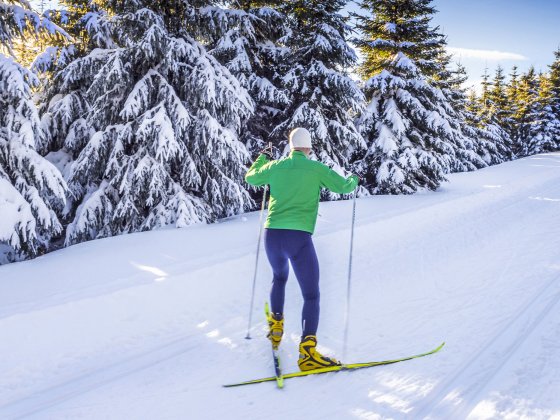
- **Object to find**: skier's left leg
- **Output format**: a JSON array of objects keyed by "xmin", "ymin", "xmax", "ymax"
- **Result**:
[
  {"xmin": 264, "ymin": 229, "xmax": 289, "ymax": 315},
  {"xmin": 264, "ymin": 229, "xmax": 288, "ymax": 348}
]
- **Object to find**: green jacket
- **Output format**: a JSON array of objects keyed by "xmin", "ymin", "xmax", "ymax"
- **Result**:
[{"xmin": 245, "ymin": 151, "xmax": 359, "ymax": 234}]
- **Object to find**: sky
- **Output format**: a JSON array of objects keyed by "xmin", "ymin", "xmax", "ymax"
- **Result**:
[
  {"xmin": 32, "ymin": 0, "xmax": 560, "ymax": 92},
  {"xmin": 428, "ymin": 0, "xmax": 559, "ymax": 90}
]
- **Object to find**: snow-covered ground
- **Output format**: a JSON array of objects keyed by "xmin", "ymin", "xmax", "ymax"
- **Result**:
[{"xmin": 1, "ymin": 153, "xmax": 560, "ymax": 420}]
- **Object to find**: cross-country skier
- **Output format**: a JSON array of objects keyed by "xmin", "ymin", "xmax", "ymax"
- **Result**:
[{"xmin": 245, "ymin": 128, "xmax": 359, "ymax": 371}]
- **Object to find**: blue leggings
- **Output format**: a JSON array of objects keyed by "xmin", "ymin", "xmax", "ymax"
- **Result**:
[{"xmin": 264, "ymin": 228, "xmax": 320, "ymax": 337}]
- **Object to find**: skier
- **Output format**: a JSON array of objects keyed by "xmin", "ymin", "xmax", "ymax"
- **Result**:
[{"xmin": 245, "ymin": 128, "xmax": 359, "ymax": 371}]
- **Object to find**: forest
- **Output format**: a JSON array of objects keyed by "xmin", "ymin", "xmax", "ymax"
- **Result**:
[{"xmin": 1, "ymin": 0, "xmax": 559, "ymax": 264}]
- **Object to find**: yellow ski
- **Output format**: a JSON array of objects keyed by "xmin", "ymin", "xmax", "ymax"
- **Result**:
[
  {"xmin": 224, "ymin": 342, "xmax": 445, "ymax": 388},
  {"xmin": 265, "ymin": 303, "xmax": 284, "ymax": 388}
]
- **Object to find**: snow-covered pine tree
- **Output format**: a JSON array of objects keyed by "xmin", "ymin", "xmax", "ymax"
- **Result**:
[
  {"xmin": 431, "ymin": 50, "xmax": 491, "ymax": 171},
  {"xmin": 527, "ymin": 50, "xmax": 560, "ymax": 154},
  {"xmin": 478, "ymin": 67, "xmax": 492, "ymax": 120},
  {"xmin": 490, "ymin": 66, "xmax": 515, "ymax": 159},
  {"xmin": 443, "ymin": 63, "xmax": 505, "ymax": 167},
  {"xmin": 545, "ymin": 49, "xmax": 560, "ymax": 151},
  {"xmin": 464, "ymin": 86, "xmax": 510, "ymax": 165},
  {"xmin": 354, "ymin": 0, "xmax": 466, "ymax": 194},
  {"xmin": 205, "ymin": 1, "xmax": 290, "ymax": 156},
  {"xmin": 37, "ymin": 0, "xmax": 113, "ymax": 168},
  {"xmin": 464, "ymin": 89, "xmax": 479, "ymax": 119},
  {"xmin": 513, "ymin": 67, "xmax": 541, "ymax": 157},
  {"xmin": 272, "ymin": 0, "xmax": 365, "ymax": 180},
  {"xmin": 504, "ymin": 65, "xmax": 521, "ymax": 148},
  {"xmin": 0, "ymin": 0, "xmax": 68, "ymax": 263},
  {"xmin": 526, "ymin": 71, "xmax": 557, "ymax": 154},
  {"xmin": 43, "ymin": 1, "xmax": 255, "ymax": 245},
  {"xmin": 488, "ymin": 67, "xmax": 510, "ymax": 128},
  {"xmin": 475, "ymin": 66, "xmax": 514, "ymax": 161}
]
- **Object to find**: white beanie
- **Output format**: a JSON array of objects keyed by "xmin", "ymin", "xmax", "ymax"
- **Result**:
[{"xmin": 289, "ymin": 127, "xmax": 312, "ymax": 149}]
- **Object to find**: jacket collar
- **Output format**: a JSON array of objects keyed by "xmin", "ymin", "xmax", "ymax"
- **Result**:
[{"xmin": 290, "ymin": 150, "xmax": 308, "ymax": 158}]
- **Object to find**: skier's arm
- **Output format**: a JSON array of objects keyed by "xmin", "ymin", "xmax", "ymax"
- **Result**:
[
  {"xmin": 245, "ymin": 154, "xmax": 273, "ymax": 186},
  {"xmin": 320, "ymin": 165, "xmax": 359, "ymax": 194}
]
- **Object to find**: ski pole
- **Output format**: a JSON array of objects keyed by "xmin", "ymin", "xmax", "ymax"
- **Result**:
[
  {"xmin": 342, "ymin": 188, "xmax": 358, "ymax": 359},
  {"xmin": 245, "ymin": 165, "xmax": 270, "ymax": 339}
]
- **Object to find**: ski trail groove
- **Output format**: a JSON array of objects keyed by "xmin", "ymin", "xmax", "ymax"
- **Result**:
[
  {"xmin": 413, "ymin": 273, "xmax": 560, "ymax": 419},
  {"xmin": 411, "ymin": 174, "xmax": 560, "ymax": 418},
  {"xmin": 0, "ymin": 336, "xmax": 199, "ymax": 420}
]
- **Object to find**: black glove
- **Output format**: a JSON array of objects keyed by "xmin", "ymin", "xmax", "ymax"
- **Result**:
[{"xmin": 259, "ymin": 143, "xmax": 274, "ymax": 159}]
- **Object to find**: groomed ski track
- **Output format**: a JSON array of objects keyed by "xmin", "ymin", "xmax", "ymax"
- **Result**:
[{"xmin": 0, "ymin": 153, "xmax": 559, "ymax": 419}]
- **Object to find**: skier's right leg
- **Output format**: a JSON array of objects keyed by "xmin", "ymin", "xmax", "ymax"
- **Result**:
[
  {"xmin": 288, "ymin": 232, "xmax": 320, "ymax": 337},
  {"xmin": 288, "ymin": 232, "xmax": 340, "ymax": 371}
]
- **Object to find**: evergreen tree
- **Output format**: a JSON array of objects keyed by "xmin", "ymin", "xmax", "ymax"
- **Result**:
[
  {"xmin": 514, "ymin": 67, "xmax": 540, "ymax": 156},
  {"xmin": 488, "ymin": 67, "xmax": 509, "ymax": 126},
  {"xmin": 354, "ymin": 0, "xmax": 472, "ymax": 193},
  {"xmin": 505, "ymin": 65, "xmax": 521, "ymax": 146},
  {"xmin": 357, "ymin": 0, "xmax": 444, "ymax": 80},
  {"xmin": 37, "ymin": 1, "xmax": 112, "ymax": 159},
  {"xmin": 464, "ymin": 88, "xmax": 479, "ymax": 119},
  {"xmin": 526, "ymin": 72, "xmax": 556, "ymax": 154},
  {"xmin": 41, "ymin": 0, "xmax": 255, "ymax": 245},
  {"xmin": 550, "ymin": 50, "xmax": 560, "ymax": 150},
  {"xmin": 447, "ymin": 65, "xmax": 505, "ymax": 167},
  {"xmin": 464, "ymin": 88, "xmax": 509, "ymax": 165},
  {"xmin": 33, "ymin": 1, "xmax": 114, "ymax": 75},
  {"xmin": 0, "ymin": 0, "xmax": 68, "ymax": 263},
  {"xmin": 37, "ymin": 0, "xmax": 118, "ymax": 235},
  {"xmin": 273, "ymin": 0, "xmax": 365, "ymax": 180},
  {"xmin": 478, "ymin": 67, "xmax": 492, "ymax": 121},
  {"xmin": 480, "ymin": 66, "xmax": 514, "ymax": 160},
  {"xmin": 540, "ymin": 49, "xmax": 560, "ymax": 151},
  {"xmin": 433, "ymin": 58, "xmax": 493, "ymax": 171},
  {"xmin": 207, "ymin": 1, "xmax": 290, "ymax": 155}
]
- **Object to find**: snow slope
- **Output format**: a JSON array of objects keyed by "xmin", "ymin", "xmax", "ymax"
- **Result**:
[{"xmin": 1, "ymin": 153, "xmax": 560, "ymax": 420}]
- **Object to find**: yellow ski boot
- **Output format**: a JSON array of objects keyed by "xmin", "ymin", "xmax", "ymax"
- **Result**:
[
  {"xmin": 267, "ymin": 312, "xmax": 284, "ymax": 350},
  {"xmin": 298, "ymin": 335, "xmax": 341, "ymax": 371}
]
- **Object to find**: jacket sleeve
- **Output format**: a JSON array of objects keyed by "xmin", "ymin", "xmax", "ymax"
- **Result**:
[
  {"xmin": 245, "ymin": 154, "xmax": 273, "ymax": 186},
  {"xmin": 319, "ymin": 165, "xmax": 359, "ymax": 194}
]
